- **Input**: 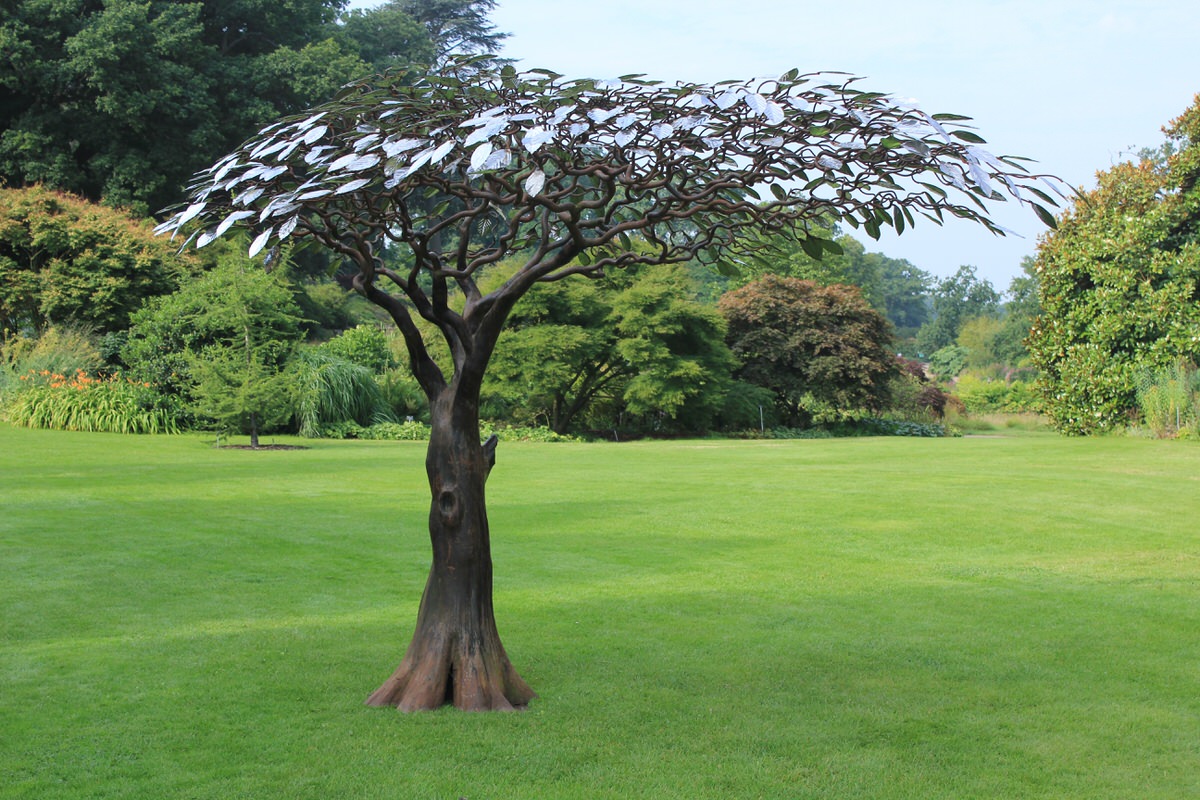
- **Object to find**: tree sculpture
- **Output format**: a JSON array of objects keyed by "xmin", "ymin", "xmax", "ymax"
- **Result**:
[{"xmin": 157, "ymin": 56, "xmax": 1064, "ymax": 711}]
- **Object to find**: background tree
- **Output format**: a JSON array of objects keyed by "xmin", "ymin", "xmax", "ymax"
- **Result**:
[
  {"xmin": 720, "ymin": 276, "xmax": 897, "ymax": 426},
  {"xmin": 1029, "ymin": 95, "xmax": 1200, "ymax": 434},
  {"xmin": 0, "ymin": 0, "xmax": 365, "ymax": 212},
  {"xmin": 337, "ymin": 4, "xmax": 436, "ymax": 73},
  {"xmin": 0, "ymin": 186, "xmax": 196, "ymax": 336},
  {"xmin": 484, "ymin": 262, "xmax": 733, "ymax": 434},
  {"xmin": 157, "ymin": 58, "xmax": 1061, "ymax": 711},
  {"xmin": 701, "ymin": 224, "xmax": 933, "ymax": 344},
  {"xmin": 914, "ymin": 264, "xmax": 1001, "ymax": 355},
  {"xmin": 123, "ymin": 247, "xmax": 303, "ymax": 433},
  {"xmin": 392, "ymin": 0, "xmax": 507, "ymax": 60}
]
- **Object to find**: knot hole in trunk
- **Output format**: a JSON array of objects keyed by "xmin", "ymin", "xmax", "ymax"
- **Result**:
[{"xmin": 438, "ymin": 487, "xmax": 460, "ymax": 526}]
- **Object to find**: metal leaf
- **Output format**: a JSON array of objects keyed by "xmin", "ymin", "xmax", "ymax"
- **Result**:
[
  {"xmin": 429, "ymin": 140, "xmax": 456, "ymax": 164},
  {"xmin": 524, "ymin": 169, "xmax": 546, "ymax": 197},
  {"xmin": 335, "ymin": 178, "xmax": 372, "ymax": 195},
  {"xmin": 522, "ymin": 126, "xmax": 555, "ymax": 153},
  {"xmin": 214, "ymin": 209, "xmax": 254, "ymax": 237},
  {"xmin": 469, "ymin": 142, "xmax": 494, "ymax": 172},
  {"xmin": 382, "ymin": 137, "xmax": 427, "ymax": 158},
  {"xmin": 277, "ymin": 215, "xmax": 299, "ymax": 241},
  {"xmin": 248, "ymin": 227, "xmax": 273, "ymax": 258},
  {"xmin": 745, "ymin": 93, "xmax": 768, "ymax": 115},
  {"xmin": 302, "ymin": 125, "xmax": 328, "ymax": 145}
]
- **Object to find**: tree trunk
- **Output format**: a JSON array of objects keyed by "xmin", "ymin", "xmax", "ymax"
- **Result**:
[{"xmin": 365, "ymin": 391, "xmax": 535, "ymax": 711}]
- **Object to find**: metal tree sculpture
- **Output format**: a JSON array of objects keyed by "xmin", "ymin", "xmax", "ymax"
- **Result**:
[{"xmin": 158, "ymin": 56, "xmax": 1063, "ymax": 711}]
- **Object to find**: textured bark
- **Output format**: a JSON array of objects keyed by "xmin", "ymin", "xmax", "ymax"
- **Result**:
[{"xmin": 366, "ymin": 395, "xmax": 534, "ymax": 711}]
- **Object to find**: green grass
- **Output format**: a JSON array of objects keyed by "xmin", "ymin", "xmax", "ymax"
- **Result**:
[{"xmin": 3, "ymin": 425, "xmax": 1199, "ymax": 799}]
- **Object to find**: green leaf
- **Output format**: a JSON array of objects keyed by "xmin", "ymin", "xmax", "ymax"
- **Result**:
[
  {"xmin": 951, "ymin": 130, "xmax": 988, "ymax": 144},
  {"xmin": 770, "ymin": 183, "xmax": 788, "ymax": 201},
  {"xmin": 716, "ymin": 260, "xmax": 742, "ymax": 278},
  {"xmin": 880, "ymin": 136, "xmax": 903, "ymax": 149},
  {"xmin": 1032, "ymin": 203, "xmax": 1059, "ymax": 229},
  {"xmin": 799, "ymin": 235, "xmax": 825, "ymax": 261},
  {"xmin": 932, "ymin": 113, "xmax": 974, "ymax": 121}
]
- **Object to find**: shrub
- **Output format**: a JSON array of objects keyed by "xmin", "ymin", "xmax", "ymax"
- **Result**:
[
  {"xmin": 5, "ymin": 370, "xmax": 181, "ymax": 434},
  {"xmin": 479, "ymin": 422, "xmax": 579, "ymax": 443},
  {"xmin": 953, "ymin": 374, "xmax": 1041, "ymax": 414},
  {"xmin": 0, "ymin": 186, "xmax": 195, "ymax": 335},
  {"xmin": 293, "ymin": 350, "xmax": 395, "ymax": 437},
  {"xmin": 928, "ymin": 344, "xmax": 968, "ymax": 380},
  {"xmin": 317, "ymin": 325, "xmax": 395, "ymax": 373},
  {"xmin": 1134, "ymin": 362, "xmax": 1200, "ymax": 438},
  {"xmin": 4, "ymin": 324, "xmax": 103, "ymax": 379},
  {"xmin": 357, "ymin": 420, "xmax": 431, "ymax": 440}
]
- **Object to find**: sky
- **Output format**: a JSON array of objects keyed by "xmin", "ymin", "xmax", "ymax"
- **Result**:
[{"xmin": 349, "ymin": 0, "xmax": 1200, "ymax": 290}]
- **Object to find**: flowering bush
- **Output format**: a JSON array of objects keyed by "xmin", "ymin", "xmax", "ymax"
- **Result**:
[{"xmin": 5, "ymin": 370, "xmax": 181, "ymax": 434}]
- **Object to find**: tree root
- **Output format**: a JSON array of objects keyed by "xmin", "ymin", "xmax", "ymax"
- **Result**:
[{"xmin": 365, "ymin": 634, "xmax": 535, "ymax": 712}]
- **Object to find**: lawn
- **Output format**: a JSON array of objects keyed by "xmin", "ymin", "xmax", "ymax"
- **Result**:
[{"xmin": 2, "ymin": 424, "xmax": 1198, "ymax": 799}]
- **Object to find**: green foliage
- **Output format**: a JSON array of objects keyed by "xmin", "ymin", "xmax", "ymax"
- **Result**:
[
  {"xmin": 1029, "ymin": 95, "xmax": 1200, "ymax": 434},
  {"xmin": 928, "ymin": 344, "xmax": 969, "ymax": 380},
  {"xmin": 189, "ymin": 348, "xmax": 297, "ymax": 444},
  {"xmin": 377, "ymin": 367, "xmax": 430, "ymax": 421},
  {"xmin": 356, "ymin": 419, "xmax": 431, "ymax": 440},
  {"xmin": 123, "ymin": 252, "xmax": 304, "ymax": 442},
  {"xmin": 915, "ymin": 265, "xmax": 1001, "ymax": 355},
  {"xmin": 4, "ymin": 369, "xmax": 180, "ymax": 433},
  {"xmin": 316, "ymin": 325, "xmax": 395, "ymax": 373},
  {"xmin": 1, "ymin": 323, "xmax": 103, "ymax": 379},
  {"xmin": 293, "ymin": 349, "xmax": 395, "ymax": 438},
  {"xmin": 0, "ymin": 187, "xmax": 194, "ymax": 334},
  {"xmin": 1134, "ymin": 361, "xmax": 1200, "ymax": 438},
  {"xmin": 124, "ymin": 245, "xmax": 301, "ymax": 399},
  {"xmin": 337, "ymin": 3, "xmax": 436, "ymax": 72},
  {"xmin": 484, "ymin": 262, "xmax": 735, "ymax": 434},
  {"xmin": 953, "ymin": 373, "xmax": 1041, "ymax": 414},
  {"xmin": 719, "ymin": 275, "xmax": 898, "ymax": 427},
  {"xmin": 391, "ymin": 0, "xmax": 508, "ymax": 59},
  {"xmin": 0, "ymin": 0, "xmax": 375, "ymax": 212}
]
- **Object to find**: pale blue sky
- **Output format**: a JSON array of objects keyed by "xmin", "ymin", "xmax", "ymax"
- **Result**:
[{"xmin": 349, "ymin": 0, "xmax": 1199, "ymax": 289}]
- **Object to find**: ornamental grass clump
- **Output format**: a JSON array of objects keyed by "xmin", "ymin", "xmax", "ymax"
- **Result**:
[{"xmin": 5, "ymin": 370, "xmax": 180, "ymax": 434}]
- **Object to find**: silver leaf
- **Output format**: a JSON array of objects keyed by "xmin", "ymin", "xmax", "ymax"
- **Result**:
[
  {"xmin": 522, "ymin": 126, "xmax": 555, "ymax": 153},
  {"xmin": 248, "ymin": 227, "xmax": 273, "ymax": 258},
  {"xmin": 469, "ymin": 142, "xmax": 494, "ymax": 172},
  {"xmin": 381, "ymin": 138, "xmax": 426, "ymax": 158},
  {"xmin": 429, "ymin": 140, "xmax": 456, "ymax": 164},
  {"xmin": 214, "ymin": 209, "xmax": 254, "ymax": 237},
  {"xmin": 524, "ymin": 168, "xmax": 546, "ymax": 197},
  {"xmin": 302, "ymin": 125, "xmax": 328, "ymax": 145},
  {"xmin": 745, "ymin": 93, "xmax": 768, "ymax": 115},
  {"xmin": 335, "ymin": 178, "xmax": 371, "ymax": 195},
  {"xmin": 277, "ymin": 215, "xmax": 299, "ymax": 241},
  {"xmin": 587, "ymin": 107, "xmax": 621, "ymax": 124}
]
